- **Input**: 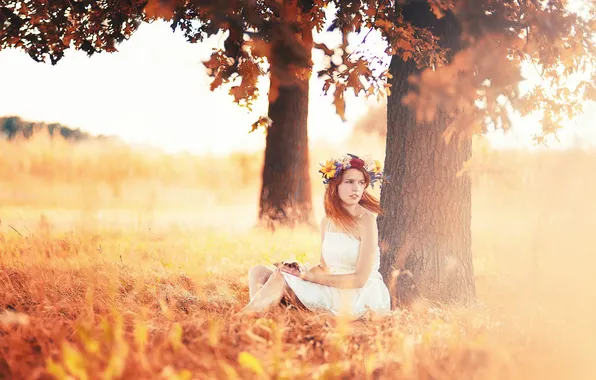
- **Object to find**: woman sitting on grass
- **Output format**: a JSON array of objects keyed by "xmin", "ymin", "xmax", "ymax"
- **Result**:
[{"xmin": 241, "ymin": 154, "xmax": 391, "ymax": 319}]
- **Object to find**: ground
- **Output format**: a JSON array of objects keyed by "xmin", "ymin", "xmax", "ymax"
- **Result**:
[{"xmin": 1, "ymin": 133, "xmax": 595, "ymax": 379}]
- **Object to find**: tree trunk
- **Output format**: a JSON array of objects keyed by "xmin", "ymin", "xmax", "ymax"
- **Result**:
[
  {"xmin": 258, "ymin": 29, "xmax": 314, "ymax": 229},
  {"xmin": 378, "ymin": 2, "xmax": 475, "ymax": 307}
]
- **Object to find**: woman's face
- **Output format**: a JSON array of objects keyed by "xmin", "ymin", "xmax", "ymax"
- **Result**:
[{"xmin": 337, "ymin": 168, "xmax": 366, "ymax": 206}]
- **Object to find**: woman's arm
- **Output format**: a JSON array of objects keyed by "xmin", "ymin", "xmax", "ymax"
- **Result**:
[
  {"xmin": 307, "ymin": 265, "xmax": 326, "ymax": 274},
  {"xmin": 301, "ymin": 213, "xmax": 378, "ymax": 289},
  {"xmin": 309, "ymin": 216, "xmax": 330, "ymax": 273}
]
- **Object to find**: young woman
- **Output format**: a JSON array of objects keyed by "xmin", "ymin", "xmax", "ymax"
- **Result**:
[{"xmin": 242, "ymin": 154, "xmax": 391, "ymax": 319}]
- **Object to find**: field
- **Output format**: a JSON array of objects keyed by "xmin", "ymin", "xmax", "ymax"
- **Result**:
[{"xmin": 1, "ymin": 131, "xmax": 595, "ymax": 379}]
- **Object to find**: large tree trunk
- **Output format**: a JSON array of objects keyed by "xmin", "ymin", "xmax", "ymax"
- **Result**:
[
  {"xmin": 379, "ymin": 2, "xmax": 475, "ymax": 307},
  {"xmin": 258, "ymin": 29, "xmax": 314, "ymax": 229}
]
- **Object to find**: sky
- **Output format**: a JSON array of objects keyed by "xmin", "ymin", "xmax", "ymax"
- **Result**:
[
  {"xmin": 0, "ymin": 14, "xmax": 594, "ymax": 155},
  {"xmin": 0, "ymin": 20, "xmax": 374, "ymax": 155}
]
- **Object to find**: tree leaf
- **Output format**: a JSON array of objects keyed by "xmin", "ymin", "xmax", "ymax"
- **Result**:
[
  {"xmin": 250, "ymin": 116, "xmax": 273, "ymax": 133},
  {"xmin": 334, "ymin": 86, "xmax": 347, "ymax": 122},
  {"xmin": 144, "ymin": 0, "xmax": 178, "ymax": 20}
]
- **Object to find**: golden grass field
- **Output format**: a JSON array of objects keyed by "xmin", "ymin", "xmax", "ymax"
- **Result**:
[{"xmin": 1, "ymin": 130, "xmax": 595, "ymax": 379}]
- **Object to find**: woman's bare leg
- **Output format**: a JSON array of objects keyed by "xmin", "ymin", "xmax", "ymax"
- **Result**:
[
  {"xmin": 242, "ymin": 270, "xmax": 293, "ymax": 313},
  {"xmin": 248, "ymin": 265, "xmax": 273, "ymax": 300}
]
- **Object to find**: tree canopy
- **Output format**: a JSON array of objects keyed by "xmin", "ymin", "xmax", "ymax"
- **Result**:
[{"xmin": 2, "ymin": 0, "xmax": 594, "ymax": 139}]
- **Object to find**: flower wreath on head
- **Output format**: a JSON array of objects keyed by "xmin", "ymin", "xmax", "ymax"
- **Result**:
[{"xmin": 319, "ymin": 153, "xmax": 385, "ymax": 188}]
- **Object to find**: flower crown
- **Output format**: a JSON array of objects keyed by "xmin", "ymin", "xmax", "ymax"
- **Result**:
[{"xmin": 319, "ymin": 153, "xmax": 384, "ymax": 188}]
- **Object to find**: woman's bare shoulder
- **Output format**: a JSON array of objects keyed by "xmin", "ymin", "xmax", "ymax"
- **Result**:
[
  {"xmin": 356, "ymin": 209, "xmax": 377, "ymax": 234},
  {"xmin": 320, "ymin": 216, "xmax": 329, "ymax": 235},
  {"xmin": 356, "ymin": 207, "xmax": 377, "ymax": 219},
  {"xmin": 320, "ymin": 216, "xmax": 328, "ymax": 228}
]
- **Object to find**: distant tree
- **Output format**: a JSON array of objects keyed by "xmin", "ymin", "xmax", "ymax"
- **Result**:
[
  {"xmin": 0, "ymin": 116, "xmax": 22, "ymax": 139},
  {"xmin": 2, "ymin": 0, "xmax": 594, "ymax": 304},
  {"xmin": 0, "ymin": 116, "xmax": 93, "ymax": 141}
]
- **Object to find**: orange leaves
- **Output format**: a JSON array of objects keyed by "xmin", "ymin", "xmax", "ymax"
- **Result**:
[
  {"xmin": 375, "ymin": 10, "xmax": 446, "ymax": 68},
  {"xmin": 395, "ymin": 38, "xmax": 414, "ymax": 53},
  {"xmin": 204, "ymin": 26, "xmax": 312, "ymax": 110},
  {"xmin": 144, "ymin": 0, "xmax": 181, "ymax": 21},
  {"xmin": 319, "ymin": 51, "xmax": 391, "ymax": 121},
  {"xmin": 203, "ymin": 50, "xmax": 232, "ymax": 91},
  {"xmin": 316, "ymin": 11, "xmax": 397, "ymax": 122},
  {"xmin": 246, "ymin": 39, "xmax": 271, "ymax": 61},
  {"xmin": 334, "ymin": 84, "xmax": 347, "ymax": 122},
  {"xmin": 428, "ymin": 0, "xmax": 451, "ymax": 20},
  {"xmin": 230, "ymin": 58, "xmax": 263, "ymax": 108},
  {"xmin": 203, "ymin": 47, "xmax": 264, "ymax": 110},
  {"xmin": 402, "ymin": 34, "xmax": 522, "ymax": 138},
  {"xmin": 2, "ymin": 0, "xmax": 147, "ymax": 64},
  {"xmin": 400, "ymin": 0, "xmax": 593, "ymax": 141},
  {"xmin": 8, "ymin": 0, "xmax": 593, "ymax": 140},
  {"xmin": 197, "ymin": 2, "xmax": 316, "ymax": 111},
  {"xmin": 374, "ymin": 18, "xmax": 395, "ymax": 31},
  {"xmin": 586, "ymin": 81, "xmax": 596, "ymax": 102},
  {"xmin": 250, "ymin": 116, "xmax": 273, "ymax": 133},
  {"xmin": 389, "ymin": 0, "xmax": 592, "ymax": 142}
]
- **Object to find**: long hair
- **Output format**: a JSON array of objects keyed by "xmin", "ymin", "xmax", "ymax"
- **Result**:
[{"xmin": 324, "ymin": 167, "xmax": 382, "ymax": 234}]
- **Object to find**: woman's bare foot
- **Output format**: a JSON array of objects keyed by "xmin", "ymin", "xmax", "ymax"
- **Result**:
[{"xmin": 236, "ymin": 306, "xmax": 259, "ymax": 317}]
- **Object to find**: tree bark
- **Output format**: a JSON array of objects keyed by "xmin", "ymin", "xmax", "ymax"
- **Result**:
[
  {"xmin": 258, "ymin": 29, "xmax": 315, "ymax": 229},
  {"xmin": 379, "ymin": 2, "xmax": 475, "ymax": 306}
]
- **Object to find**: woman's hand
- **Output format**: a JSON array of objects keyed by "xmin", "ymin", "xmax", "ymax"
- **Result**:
[
  {"xmin": 278, "ymin": 266, "xmax": 316, "ymax": 282},
  {"xmin": 275, "ymin": 261, "xmax": 303, "ymax": 277},
  {"xmin": 278, "ymin": 265, "xmax": 301, "ymax": 277}
]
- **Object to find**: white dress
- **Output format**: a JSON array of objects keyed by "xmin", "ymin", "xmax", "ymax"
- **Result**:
[{"xmin": 280, "ymin": 224, "xmax": 391, "ymax": 319}]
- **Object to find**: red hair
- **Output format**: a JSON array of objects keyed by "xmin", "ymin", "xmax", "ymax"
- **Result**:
[{"xmin": 324, "ymin": 167, "xmax": 382, "ymax": 233}]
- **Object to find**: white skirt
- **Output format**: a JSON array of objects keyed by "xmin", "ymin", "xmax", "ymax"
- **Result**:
[{"xmin": 280, "ymin": 271, "xmax": 391, "ymax": 318}]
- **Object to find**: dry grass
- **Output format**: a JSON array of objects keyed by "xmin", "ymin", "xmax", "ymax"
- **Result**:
[{"xmin": 1, "ymin": 132, "xmax": 595, "ymax": 379}]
